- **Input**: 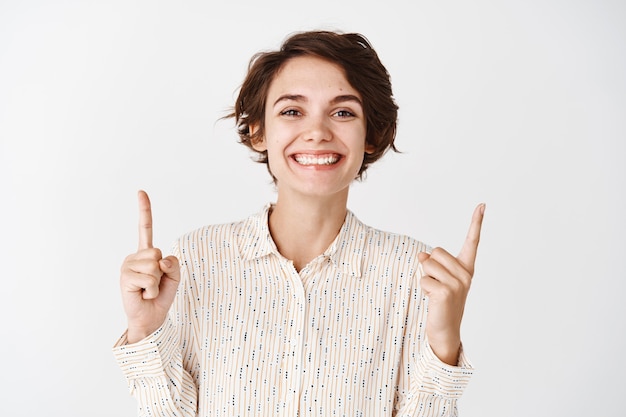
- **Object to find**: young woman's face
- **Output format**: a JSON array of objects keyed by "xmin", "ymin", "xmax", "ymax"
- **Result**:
[{"xmin": 252, "ymin": 55, "xmax": 372, "ymax": 201}]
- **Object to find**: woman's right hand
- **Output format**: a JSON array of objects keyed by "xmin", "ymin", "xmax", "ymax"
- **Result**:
[{"xmin": 120, "ymin": 190, "xmax": 181, "ymax": 344}]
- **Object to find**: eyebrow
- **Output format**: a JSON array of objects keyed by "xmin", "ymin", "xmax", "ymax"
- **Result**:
[{"xmin": 272, "ymin": 94, "xmax": 362, "ymax": 107}]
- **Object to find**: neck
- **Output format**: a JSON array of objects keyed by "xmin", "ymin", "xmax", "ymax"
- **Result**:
[{"xmin": 269, "ymin": 192, "xmax": 348, "ymax": 272}]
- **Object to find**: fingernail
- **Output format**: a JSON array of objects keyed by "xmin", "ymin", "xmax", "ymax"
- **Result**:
[
  {"xmin": 162, "ymin": 259, "xmax": 172, "ymax": 268},
  {"xmin": 480, "ymin": 203, "xmax": 486, "ymax": 215}
]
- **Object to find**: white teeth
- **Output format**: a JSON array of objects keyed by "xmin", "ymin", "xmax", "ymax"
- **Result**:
[{"xmin": 294, "ymin": 155, "xmax": 339, "ymax": 165}]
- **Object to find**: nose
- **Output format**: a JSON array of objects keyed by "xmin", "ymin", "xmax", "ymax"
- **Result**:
[{"xmin": 304, "ymin": 114, "xmax": 332, "ymax": 143}]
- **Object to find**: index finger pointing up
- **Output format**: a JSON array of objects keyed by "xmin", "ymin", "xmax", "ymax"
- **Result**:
[
  {"xmin": 137, "ymin": 190, "xmax": 153, "ymax": 250},
  {"xmin": 456, "ymin": 203, "xmax": 485, "ymax": 274}
]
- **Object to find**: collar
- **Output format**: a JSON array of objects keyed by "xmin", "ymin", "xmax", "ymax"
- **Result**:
[
  {"xmin": 238, "ymin": 204, "xmax": 366, "ymax": 278},
  {"xmin": 237, "ymin": 204, "xmax": 276, "ymax": 261}
]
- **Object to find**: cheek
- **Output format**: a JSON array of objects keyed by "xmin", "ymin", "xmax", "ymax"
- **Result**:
[
  {"xmin": 264, "ymin": 137, "xmax": 285, "ymax": 165},
  {"xmin": 345, "ymin": 125, "xmax": 368, "ymax": 149},
  {"xmin": 348, "ymin": 120, "xmax": 367, "ymax": 139}
]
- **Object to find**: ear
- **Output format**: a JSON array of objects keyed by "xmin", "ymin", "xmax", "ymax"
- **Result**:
[
  {"xmin": 250, "ymin": 124, "xmax": 267, "ymax": 152},
  {"xmin": 364, "ymin": 142, "xmax": 375, "ymax": 154}
]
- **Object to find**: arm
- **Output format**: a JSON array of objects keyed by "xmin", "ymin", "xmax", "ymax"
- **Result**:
[
  {"xmin": 113, "ymin": 240, "xmax": 199, "ymax": 416},
  {"xmin": 419, "ymin": 203, "xmax": 485, "ymax": 365},
  {"xmin": 395, "ymin": 204, "xmax": 484, "ymax": 416},
  {"xmin": 113, "ymin": 191, "xmax": 199, "ymax": 416},
  {"xmin": 113, "ymin": 315, "xmax": 198, "ymax": 416},
  {"xmin": 394, "ymin": 280, "xmax": 474, "ymax": 416}
]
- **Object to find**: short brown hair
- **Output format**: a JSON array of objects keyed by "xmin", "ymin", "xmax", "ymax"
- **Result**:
[{"xmin": 229, "ymin": 30, "xmax": 399, "ymax": 179}]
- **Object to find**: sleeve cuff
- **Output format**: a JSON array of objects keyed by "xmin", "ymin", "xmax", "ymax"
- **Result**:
[
  {"xmin": 112, "ymin": 317, "xmax": 179, "ymax": 380},
  {"xmin": 414, "ymin": 339, "xmax": 474, "ymax": 399}
]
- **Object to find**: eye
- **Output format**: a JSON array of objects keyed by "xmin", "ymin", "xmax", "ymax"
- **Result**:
[
  {"xmin": 334, "ymin": 109, "xmax": 356, "ymax": 118},
  {"xmin": 280, "ymin": 109, "xmax": 301, "ymax": 117}
]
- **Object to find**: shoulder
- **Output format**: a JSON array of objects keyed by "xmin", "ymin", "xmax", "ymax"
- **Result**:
[
  {"xmin": 332, "ymin": 212, "xmax": 430, "ymax": 283},
  {"xmin": 346, "ymin": 210, "xmax": 431, "ymax": 256},
  {"xmin": 334, "ymin": 211, "xmax": 431, "ymax": 281},
  {"xmin": 172, "ymin": 208, "xmax": 267, "ymax": 259}
]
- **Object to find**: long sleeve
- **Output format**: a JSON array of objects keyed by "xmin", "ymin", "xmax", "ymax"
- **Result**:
[
  {"xmin": 112, "ymin": 208, "xmax": 475, "ymax": 416},
  {"xmin": 113, "ymin": 242, "xmax": 199, "ymax": 417},
  {"xmin": 394, "ymin": 277, "xmax": 474, "ymax": 416}
]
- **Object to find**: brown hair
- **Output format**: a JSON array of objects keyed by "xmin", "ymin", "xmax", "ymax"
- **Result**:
[{"xmin": 229, "ymin": 30, "xmax": 399, "ymax": 179}]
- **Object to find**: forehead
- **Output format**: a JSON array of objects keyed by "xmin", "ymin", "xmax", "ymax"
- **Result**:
[{"xmin": 267, "ymin": 55, "xmax": 360, "ymax": 99}]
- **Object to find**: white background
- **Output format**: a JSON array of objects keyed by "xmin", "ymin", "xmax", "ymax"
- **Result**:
[{"xmin": 1, "ymin": 1, "xmax": 624, "ymax": 416}]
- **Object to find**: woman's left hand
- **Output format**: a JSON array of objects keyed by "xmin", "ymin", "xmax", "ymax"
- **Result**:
[{"xmin": 418, "ymin": 203, "xmax": 485, "ymax": 365}]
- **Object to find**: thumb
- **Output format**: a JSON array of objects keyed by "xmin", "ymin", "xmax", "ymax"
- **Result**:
[
  {"xmin": 418, "ymin": 251, "xmax": 430, "ymax": 263},
  {"xmin": 159, "ymin": 255, "xmax": 181, "ymax": 281},
  {"xmin": 158, "ymin": 255, "xmax": 181, "ymax": 303}
]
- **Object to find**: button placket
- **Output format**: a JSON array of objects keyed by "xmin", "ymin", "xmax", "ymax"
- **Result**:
[{"xmin": 278, "ymin": 259, "xmax": 306, "ymax": 413}]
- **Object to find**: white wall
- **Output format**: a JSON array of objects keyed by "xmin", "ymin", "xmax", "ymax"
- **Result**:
[{"xmin": 1, "ymin": 1, "xmax": 624, "ymax": 416}]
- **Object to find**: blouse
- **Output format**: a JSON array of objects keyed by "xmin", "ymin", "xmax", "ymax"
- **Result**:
[{"xmin": 113, "ymin": 205, "xmax": 473, "ymax": 416}]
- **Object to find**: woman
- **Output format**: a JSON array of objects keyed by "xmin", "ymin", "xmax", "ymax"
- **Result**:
[{"xmin": 114, "ymin": 30, "xmax": 484, "ymax": 416}]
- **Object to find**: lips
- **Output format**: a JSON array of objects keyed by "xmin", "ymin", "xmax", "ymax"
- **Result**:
[{"xmin": 293, "ymin": 153, "xmax": 341, "ymax": 166}]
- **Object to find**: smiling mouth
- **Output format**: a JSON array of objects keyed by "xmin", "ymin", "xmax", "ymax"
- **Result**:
[{"xmin": 293, "ymin": 154, "xmax": 341, "ymax": 166}]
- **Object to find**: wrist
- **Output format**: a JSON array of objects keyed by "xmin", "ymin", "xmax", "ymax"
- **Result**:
[
  {"xmin": 427, "ymin": 333, "xmax": 461, "ymax": 366},
  {"xmin": 126, "ymin": 324, "xmax": 160, "ymax": 344}
]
